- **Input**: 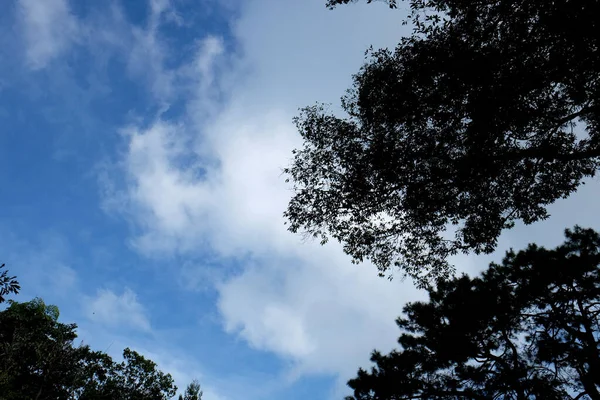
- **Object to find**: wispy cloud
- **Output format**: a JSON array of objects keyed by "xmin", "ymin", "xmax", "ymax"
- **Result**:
[
  {"xmin": 118, "ymin": 120, "xmax": 215, "ymax": 255},
  {"xmin": 85, "ymin": 287, "xmax": 151, "ymax": 332},
  {"xmin": 17, "ymin": 0, "xmax": 80, "ymax": 69},
  {"xmin": 15, "ymin": 0, "xmax": 189, "ymax": 106},
  {"xmin": 102, "ymin": 0, "xmax": 421, "ymax": 390}
]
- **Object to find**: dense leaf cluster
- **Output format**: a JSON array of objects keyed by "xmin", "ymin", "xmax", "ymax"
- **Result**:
[
  {"xmin": 0, "ymin": 295, "xmax": 200, "ymax": 400},
  {"xmin": 285, "ymin": 0, "xmax": 600, "ymax": 285},
  {"xmin": 346, "ymin": 227, "xmax": 600, "ymax": 399}
]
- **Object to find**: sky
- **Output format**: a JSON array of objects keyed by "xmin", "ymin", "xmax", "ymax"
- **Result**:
[{"xmin": 1, "ymin": 0, "xmax": 599, "ymax": 399}]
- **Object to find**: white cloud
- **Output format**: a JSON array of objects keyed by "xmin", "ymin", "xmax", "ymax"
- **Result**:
[
  {"xmin": 16, "ymin": 0, "xmax": 189, "ymax": 106},
  {"xmin": 127, "ymin": 27, "xmax": 172, "ymax": 102},
  {"xmin": 102, "ymin": 0, "xmax": 600, "ymax": 397},
  {"xmin": 119, "ymin": 120, "xmax": 216, "ymax": 255},
  {"xmin": 125, "ymin": 1, "xmax": 219, "ymax": 105},
  {"xmin": 193, "ymin": 36, "xmax": 224, "ymax": 85},
  {"xmin": 105, "ymin": 0, "xmax": 423, "ymax": 389},
  {"xmin": 85, "ymin": 287, "xmax": 151, "ymax": 332},
  {"xmin": 17, "ymin": 0, "xmax": 80, "ymax": 69},
  {"xmin": 218, "ymin": 250, "xmax": 425, "ymax": 377},
  {"xmin": 186, "ymin": 36, "xmax": 226, "ymax": 120}
]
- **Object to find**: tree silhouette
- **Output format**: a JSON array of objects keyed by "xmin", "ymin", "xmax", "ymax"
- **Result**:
[
  {"xmin": 346, "ymin": 226, "xmax": 600, "ymax": 399},
  {"xmin": 0, "ymin": 297, "xmax": 194, "ymax": 400},
  {"xmin": 285, "ymin": 0, "xmax": 600, "ymax": 285},
  {"xmin": 179, "ymin": 380, "xmax": 202, "ymax": 400},
  {"xmin": 0, "ymin": 264, "xmax": 19, "ymax": 303}
]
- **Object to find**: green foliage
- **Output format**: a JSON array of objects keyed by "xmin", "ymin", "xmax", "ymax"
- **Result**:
[
  {"xmin": 286, "ymin": 0, "xmax": 600, "ymax": 286},
  {"xmin": 0, "ymin": 298, "xmax": 82, "ymax": 400},
  {"xmin": 179, "ymin": 380, "xmax": 202, "ymax": 400},
  {"xmin": 77, "ymin": 348, "xmax": 178, "ymax": 400},
  {"xmin": 0, "ymin": 297, "xmax": 191, "ymax": 400},
  {"xmin": 0, "ymin": 264, "xmax": 19, "ymax": 303},
  {"xmin": 346, "ymin": 226, "xmax": 600, "ymax": 399}
]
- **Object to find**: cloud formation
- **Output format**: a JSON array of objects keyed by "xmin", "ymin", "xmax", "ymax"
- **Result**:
[
  {"xmin": 106, "ymin": 0, "xmax": 422, "ymax": 388},
  {"xmin": 86, "ymin": 287, "xmax": 151, "ymax": 332},
  {"xmin": 17, "ymin": 0, "xmax": 80, "ymax": 69}
]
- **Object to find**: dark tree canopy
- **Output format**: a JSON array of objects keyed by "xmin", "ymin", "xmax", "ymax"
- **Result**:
[
  {"xmin": 179, "ymin": 380, "xmax": 202, "ymax": 400},
  {"xmin": 285, "ymin": 0, "xmax": 600, "ymax": 285},
  {"xmin": 0, "ymin": 298, "xmax": 84, "ymax": 400},
  {"xmin": 346, "ymin": 226, "xmax": 600, "ymax": 400},
  {"xmin": 0, "ymin": 297, "xmax": 195, "ymax": 400},
  {"xmin": 78, "ymin": 347, "xmax": 178, "ymax": 400},
  {"xmin": 0, "ymin": 264, "xmax": 19, "ymax": 303}
]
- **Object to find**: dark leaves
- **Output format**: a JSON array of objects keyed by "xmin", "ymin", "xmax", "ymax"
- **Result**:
[
  {"xmin": 346, "ymin": 227, "xmax": 600, "ymax": 400},
  {"xmin": 179, "ymin": 380, "xmax": 202, "ymax": 400},
  {"xmin": 0, "ymin": 298, "xmax": 182, "ymax": 400},
  {"xmin": 286, "ymin": 0, "xmax": 600, "ymax": 286},
  {"xmin": 0, "ymin": 264, "xmax": 20, "ymax": 303}
]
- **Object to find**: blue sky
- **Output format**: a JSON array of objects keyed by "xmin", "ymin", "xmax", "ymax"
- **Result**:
[{"xmin": 1, "ymin": 0, "xmax": 600, "ymax": 399}]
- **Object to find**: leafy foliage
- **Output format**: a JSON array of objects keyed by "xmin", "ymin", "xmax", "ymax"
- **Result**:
[
  {"xmin": 285, "ymin": 0, "xmax": 600, "ymax": 285},
  {"xmin": 0, "ymin": 264, "xmax": 20, "ymax": 303},
  {"xmin": 346, "ymin": 226, "xmax": 600, "ymax": 399},
  {"xmin": 179, "ymin": 380, "xmax": 202, "ymax": 400},
  {"xmin": 76, "ymin": 347, "xmax": 178, "ymax": 400},
  {"xmin": 0, "ymin": 297, "xmax": 195, "ymax": 400},
  {"xmin": 0, "ymin": 298, "xmax": 83, "ymax": 400}
]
